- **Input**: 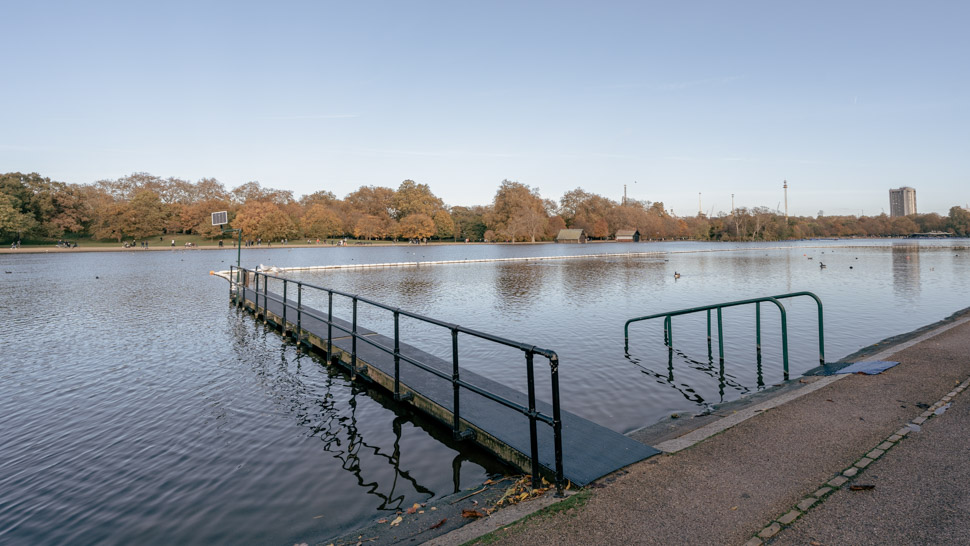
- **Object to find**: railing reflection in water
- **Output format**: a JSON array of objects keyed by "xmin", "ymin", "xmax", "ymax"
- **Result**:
[
  {"xmin": 229, "ymin": 266, "xmax": 564, "ymax": 495},
  {"xmin": 232, "ymin": 320, "xmax": 506, "ymax": 513},
  {"xmin": 624, "ymin": 292, "xmax": 825, "ymax": 389}
]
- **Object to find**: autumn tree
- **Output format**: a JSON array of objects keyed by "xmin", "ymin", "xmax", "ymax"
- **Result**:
[
  {"xmin": 233, "ymin": 201, "xmax": 296, "ymax": 240},
  {"xmin": 545, "ymin": 215, "xmax": 566, "ymax": 239},
  {"xmin": 0, "ymin": 193, "xmax": 37, "ymax": 241},
  {"xmin": 398, "ymin": 213, "xmax": 436, "ymax": 240},
  {"xmin": 300, "ymin": 190, "xmax": 338, "ymax": 209},
  {"xmin": 559, "ymin": 188, "xmax": 616, "ymax": 236},
  {"xmin": 484, "ymin": 180, "xmax": 548, "ymax": 242},
  {"xmin": 231, "ymin": 181, "xmax": 294, "ymax": 206},
  {"xmin": 301, "ymin": 204, "xmax": 343, "ymax": 239},
  {"xmin": 507, "ymin": 206, "xmax": 548, "ymax": 243},
  {"xmin": 393, "ymin": 180, "xmax": 443, "ymax": 220},
  {"xmin": 450, "ymin": 205, "xmax": 487, "ymax": 241},
  {"xmin": 124, "ymin": 190, "xmax": 168, "ymax": 239},
  {"xmin": 22, "ymin": 178, "xmax": 89, "ymax": 237},
  {"xmin": 433, "ymin": 210, "xmax": 454, "ymax": 239},
  {"xmin": 346, "ymin": 186, "xmax": 396, "ymax": 218},
  {"xmin": 353, "ymin": 214, "xmax": 383, "ymax": 240},
  {"xmin": 948, "ymin": 206, "xmax": 970, "ymax": 236}
]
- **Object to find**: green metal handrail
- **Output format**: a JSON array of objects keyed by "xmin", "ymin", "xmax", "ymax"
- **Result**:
[
  {"xmin": 624, "ymin": 291, "xmax": 825, "ymax": 378},
  {"xmin": 228, "ymin": 266, "xmax": 564, "ymax": 495}
]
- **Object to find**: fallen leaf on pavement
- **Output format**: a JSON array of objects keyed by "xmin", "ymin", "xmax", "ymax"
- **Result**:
[
  {"xmin": 389, "ymin": 516, "xmax": 403, "ymax": 526},
  {"xmin": 406, "ymin": 503, "xmax": 420, "ymax": 514},
  {"xmin": 429, "ymin": 518, "xmax": 447, "ymax": 529},
  {"xmin": 461, "ymin": 509, "xmax": 484, "ymax": 519},
  {"xmin": 849, "ymin": 484, "xmax": 875, "ymax": 491}
]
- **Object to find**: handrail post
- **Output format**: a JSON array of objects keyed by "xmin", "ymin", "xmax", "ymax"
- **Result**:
[
  {"xmin": 262, "ymin": 272, "xmax": 268, "ymax": 323},
  {"xmin": 813, "ymin": 294, "xmax": 825, "ymax": 365},
  {"xmin": 818, "ymin": 302, "xmax": 825, "ymax": 365},
  {"xmin": 327, "ymin": 291, "xmax": 334, "ymax": 362},
  {"xmin": 393, "ymin": 310, "xmax": 406, "ymax": 400},
  {"xmin": 282, "ymin": 279, "xmax": 288, "ymax": 335},
  {"xmin": 664, "ymin": 315, "xmax": 674, "ymax": 349},
  {"xmin": 756, "ymin": 301, "xmax": 762, "ymax": 355},
  {"xmin": 254, "ymin": 271, "xmax": 260, "ymax": 317},
  {"xmin": 763, "ymin": 297, "xmax": 790, "ymax": 379},
  {"xmin": 296, "ymin": 282, "xmax": 303, "ymax": 347},
  {"xmin": 525, "ymin": 350, "xmax": 540, "ymax": 490},
  {"xmin": 549, "ymin": 353, "xmax": 564, "ymax": 497},
  {"xmin": 779, "ymin": 305, "xmax": 789, "ymax": 379},
  {"xmin": 706, "ymin": 309, "xmax": 711, "ymax": 347},
  {"xmin": 451, "ymin": 327, "xmax": 463, "ymax": 439},
  {"xmin": 717, "ymin": 307, "xmax": 724, "ymax": 363},
  {"xmin": 351, "ymin": 295, "xmax": 359, "ymax": 378}
]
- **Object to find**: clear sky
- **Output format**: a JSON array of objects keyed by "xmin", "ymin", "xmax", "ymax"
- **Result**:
[{"xmin": 2, "ymin": 1, "xmax": 967, "ymax": 216}]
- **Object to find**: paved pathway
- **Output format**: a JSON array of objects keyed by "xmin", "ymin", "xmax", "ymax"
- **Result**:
[{"xmin": 454, "ymin": 312, "xmax": 970, "ymax": 545}]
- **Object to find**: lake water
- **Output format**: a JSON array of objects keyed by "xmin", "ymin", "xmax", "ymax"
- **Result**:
[{"xmin": 1, "ymin": 239, "xmax": 968, "ymax": 544}]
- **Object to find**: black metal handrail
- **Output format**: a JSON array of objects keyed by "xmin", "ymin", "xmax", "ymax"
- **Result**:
[
  {"xmin": 624, "ymin": 291, "xmax": 825, "ymax": 379},
  {"xmin": 229, "ymin": 266, "xmax": 564, "ymax": 495}
]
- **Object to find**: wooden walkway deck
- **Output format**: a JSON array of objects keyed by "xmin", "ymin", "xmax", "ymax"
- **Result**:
[{"xmin": 236, "ymin": 284, "xmax": 658, "ymax": 487}]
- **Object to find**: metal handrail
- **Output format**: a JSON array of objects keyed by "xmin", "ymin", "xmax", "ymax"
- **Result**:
[
  {"xmin": 624, "ymin": 291, "xmax": 825, "ymax": 379},
  {"xmin": 229, "ymin": 266, "xmax": 564, "ymax": 495}
]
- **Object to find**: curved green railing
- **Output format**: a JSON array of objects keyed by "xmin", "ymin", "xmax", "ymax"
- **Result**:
[{"xmin": 624, "ymin": 291, "xmax": 824, "ymax": 378}]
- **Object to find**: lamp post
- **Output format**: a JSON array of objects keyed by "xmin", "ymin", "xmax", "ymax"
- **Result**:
[
  {"xmin": 212, "ymin": 211, "xmax": 243, "ymax": 283},
  {"xmin": 223, "ymin": 227, "xmax": 243, "ymax": 269}
]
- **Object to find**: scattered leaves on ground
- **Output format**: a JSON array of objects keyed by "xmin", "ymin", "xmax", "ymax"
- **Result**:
[
  {"xmin": 494, "ymin": 475, "xmax": 551, "ymax": 508},
  {"xmin": 462, "ymin": 509, "xmax": 484, "ymax": 519},
  {"xmin": 406, "ymin": 503, "xmax": 421, "ymax": 514},
  {"xmin": 429, "ymin": 518, "xmax": 447, "ymax": 529},
  {"xmin": 389, "ymin": 516, "xmax": 403, "ymax": 527}
]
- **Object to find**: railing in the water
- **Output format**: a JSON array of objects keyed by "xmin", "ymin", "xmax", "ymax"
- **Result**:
[
  {"xmin": 229, "ymin": 266, "xmax": 564, "ymax": 495},
  {"xmin": 624, "ymin": 292, "xmax": 825, "ymax": 378}
]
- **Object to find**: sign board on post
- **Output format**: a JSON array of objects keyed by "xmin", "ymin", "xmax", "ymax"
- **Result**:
[{"xmin": 211, "ymin": 211, "xmax": 228, "ymax": 226}]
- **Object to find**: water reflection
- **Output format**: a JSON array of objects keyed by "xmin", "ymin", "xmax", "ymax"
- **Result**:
[
  {"xmin": 493, "ymin": 262, "xmax": 548, "ymax": 312},
  {"xmin": 234, "ymin": 319, "xmax": 502, "ymax": 513},
  {"xmin": 624, "ymin": 345, "xmax": 754, "ymax": 406},
  {"xmin": 891, "ymin": 243, "xmax": 921, "ymax": 299},
  {"xmin": 393, "ymin": 275, "xmax": 435, "ymax": 308}
]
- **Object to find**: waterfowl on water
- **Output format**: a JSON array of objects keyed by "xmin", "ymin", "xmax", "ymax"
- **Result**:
[
  {"xmin": 819, "ymin": 262, "xmax": 827, "ymax": 269},
  {"xmin": 674, "ymin": 272, "xmax": 681, "ymax": 279}
]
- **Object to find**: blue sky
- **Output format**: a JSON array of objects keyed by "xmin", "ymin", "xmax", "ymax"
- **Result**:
[{"xmin": 2, "ymin": 1, "xmax": 967, "ymax": 216}]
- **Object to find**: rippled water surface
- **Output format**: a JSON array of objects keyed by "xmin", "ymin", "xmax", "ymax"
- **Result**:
[{"xmin": 1, "ymin": 239, "xmax": 968, "ymax": 544}]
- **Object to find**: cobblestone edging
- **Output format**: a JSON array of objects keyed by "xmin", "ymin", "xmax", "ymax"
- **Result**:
[{"xmin": 744, "ymin": 376, "xmax": 970, "ymax": 546}]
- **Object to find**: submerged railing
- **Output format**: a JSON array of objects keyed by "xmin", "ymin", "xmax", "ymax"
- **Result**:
[
  {"xmin": 624, "ymin": 292, "xmax": 825, "ymax": 378},
  {"xmin": 229, "ymin": 266, "xmax": 564, "ymax": 495}
]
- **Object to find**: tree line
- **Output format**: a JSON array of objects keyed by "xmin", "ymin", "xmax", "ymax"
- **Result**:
[{"xmin": 2, "ymin": 171, "xmax": 969, "ymax": 244}]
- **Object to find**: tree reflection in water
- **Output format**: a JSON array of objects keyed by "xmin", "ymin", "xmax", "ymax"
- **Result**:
[{"xmin": 237, "ymin": 324, "xmax": 508, "ymax": 514}]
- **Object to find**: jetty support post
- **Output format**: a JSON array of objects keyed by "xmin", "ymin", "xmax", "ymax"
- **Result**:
[{"xmin": 526, "ymin": 349, "xmax": 540, "ymax": 490}]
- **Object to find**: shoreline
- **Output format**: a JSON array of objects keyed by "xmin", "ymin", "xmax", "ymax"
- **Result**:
[
  {"xmin": 3, "ymin": 237, "xmax": 965, "ymax": 256},
  {"xmin": 397, "ymin": 306, "xmax": 970, "ymax": 545},
  {"xmin": 0, "ymin": 240, "xmax": 507, "ymax": 254}
]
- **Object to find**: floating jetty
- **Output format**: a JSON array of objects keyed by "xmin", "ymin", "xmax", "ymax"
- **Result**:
[{"xmin": 220, "ymin": 266, "xmax": 659, "ymax": 492}]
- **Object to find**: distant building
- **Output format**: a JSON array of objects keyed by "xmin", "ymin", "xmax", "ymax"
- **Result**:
[
  {"xmin": 889, "ymin": 187, "xmax": 917, "ymax": 217},
  {"xmin": 615, "ymin": 229, "xmax": 640, "ymax": 242},
  {"xmin": 555, "ymin": 229, "xmax": 587, "ymax": 244}
]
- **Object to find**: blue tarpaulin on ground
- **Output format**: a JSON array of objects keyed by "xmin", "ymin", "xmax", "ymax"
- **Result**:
[{"xmin": 834, "ymin": 360, "xmax": 900, "ymax": 375}]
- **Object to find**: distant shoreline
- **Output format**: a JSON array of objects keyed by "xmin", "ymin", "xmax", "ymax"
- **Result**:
[
  {"xmin": 0, "ymin": 240, "xmax": 549, "ymax": 255},
  {"xmin": 3, "ymin": 237, "xmax": 964, "ymax": 256}
]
